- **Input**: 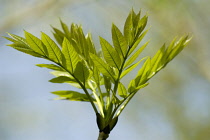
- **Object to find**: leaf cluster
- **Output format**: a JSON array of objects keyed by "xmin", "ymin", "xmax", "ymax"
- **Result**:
[{"xmin": 4, "ymin": 9, "xmax": 191, "ymax": 134}]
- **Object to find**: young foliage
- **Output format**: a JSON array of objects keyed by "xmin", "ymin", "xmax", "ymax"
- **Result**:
[{"xmin": 4, "ymin": 9, "xmax": 191, "ymax": 140}]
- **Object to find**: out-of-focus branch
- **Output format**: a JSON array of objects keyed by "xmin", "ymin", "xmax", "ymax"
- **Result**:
[
  {"xmin": 1, "ymin": 0, "xmax": 99, "ymax": 33},
  {"xmin": 1, "ymin": 0, "xmax": 56, "ymax": 32}
]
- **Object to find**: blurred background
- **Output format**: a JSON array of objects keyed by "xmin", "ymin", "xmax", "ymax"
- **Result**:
[{"xmin": 0, "ymin": 0, "xmax": 210, "ymax": 140}]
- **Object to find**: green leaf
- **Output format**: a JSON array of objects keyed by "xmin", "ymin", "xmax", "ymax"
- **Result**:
[
  {"xmin": 50, "ymin": 70, "xmax": 72, "ymax": 77},
  {"xmin": 52, "ymin": 90, "xmax": 90, "ymax": 101},
  {"xmin": 124, "ymin": 11, "xmax": 134, "ymax": 46},
  {"xmin": 77, "ymin": 27, "xmax": 90, "ymax": 59},
  {"xmin": 128, "ymin": 29, "xmax": 149, "ymax": 56},
  {"xmin": 36, "ymin": 64, "xmax": 64, "ymax": 71},
  {"xmin": 103, "ymin": 75, "xmax": 112, "ymax": 93},
  {"xmin": 128, "ymin": 81, "xmax": 149, "ymax": 94},
  {"xmin": 112, "ymin": 24, "xmax": 128, "ymax": 58},
  {"xmin": 133, "ymin": 11, "xmax": 141, "ymax": 30},
  {"xmin": 92, "ymin": 67, "xmax": 101, "ymax": 85},
  {"xmin": 4, "ymin": 34, "xmax": 42, "ymax": 57},
  {"xmin": 50, "ymin": 71, "xmax": 82, "ymax": 89},
  {"xmin": 100, "ymin": 37, "xmax": 122, "ymax": 69},
  {"xmin": 3, "ymin": 36, "xmax": 18, "ymax": 43},
  {"xmin": 51, "ymin": 26, "xmax": 65, "ymax": 46},
  {"xmin": 5, "ymin": 34, "xmax": 31, "ymax": 50},
  {"xmin": 24, "ymin": 31, "xmax": 48, "ymax": 56},
  {"xmin": 128, "ymin": 79, "xmax": 136, "ymax": 93},
  {"xmin": 165, "ymin": 37, "xmax": 177, "ymax": 56},
  {"xmin": 90, "ymin": 53, "xmax": 116, "ymax": 81},
  {"xmin": 62, "ymin": 37, "xmax": 80, "ymax": 73},
  {"xmin": 118, "ymin": 82, "xmax": 127, "ymax": 98},
  {"xmin": 60, "ymin": 19, "xmax": 71, "ymax": 38},
  {"xmin": 7, "ymin": 43, "xmax": 43, "ymax": 58},
  {"xmin": 133, "ymin": 57, "xmax": 151, "ymax": 86},
  {"xmin": 74, "ymin": 62, "xmax": 90, "ymax": 84},
  {"xmin": 124, "ymin": 41, "xmax": 149, "ymax": 68},
  {"xmin": 86, "ymin": 33, "xmax": 97, "ymax": 54},
  {"xmin": 135, "ymin": 15, "xmax": 148, "ymax": 37},
  {"xmin": 135, "ymin": 83, "xmax": 149, "ymax": 91},
  {"xmin": 120, "ymin": 57, "xmax": 147, "ymax": 79},
  {"xmin": 41, "ymin": 32, "xmax": 63, "ymax": 64},
  {"xmin": 149, "ymin": 44, "xmax": 165, "ymax": 77},
  {"xmin": 49, "ymin": 76, "xmax": 75, "ymax": 83},
  {"xmin": 7, "ymin": 33, "xmax": 28, "ymax": 45},
  {"xmin": 138, "ymin": 58, "xmax": 151, "ymax": 84},
  {"xmin": 167, "ymin": 36, "xmax": 190, "ymax": 62}
]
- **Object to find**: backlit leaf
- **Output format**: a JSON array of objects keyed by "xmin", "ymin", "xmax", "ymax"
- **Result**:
[
  {"xmin": 36, "ymin": 64, "xmax": 64, "ymax": 71},
  {"xmin": 128, "ymin": 29, "xmax": 148, "ymax": 56},
  {"xmin": 124, "ymin": 41, "xmax": 149, "ymax": 68},
  {"xmin": 128, "ymin": 79, "xmax": 136, "ymax": 93},
  {"xmin": 7, "ymin": 33, "xmax": 28, "ymax": 45},
  {"xmin": 52, "ymin": 90, "xmax": 90, "ymax": 101},
  {"xmin": 167, "ymin": 36, "xmax": 190, "ymax": 62},
  {"xmin": 74, "ymin": 62, "xmax": 90, "ymax": 84},
  {"xmin": 62, "ymin": 37, "xmax": 80, "ymax": 73},
  {"xmin": 93, "ymin": 67, "xmax": 101, "ymax": 85},
  {"xmin": 103, "ymin": 75, "xmax": 111, "ymax": 93},
  {"xmin": 100, "ymin": 37, "xmax": 122, "ymax": 69},
  {"xmin": 90, "ymin": 53, "xmax": 116, "ymax": 81},
  {"xmin": 60, "ymin": 19, "xmax": 71, "ymax": 38},
  {"xmin": 134, "ymin": 57, "xmax": 151, "ymax": 86},
  {"xmin": 51, "ymin": 26, "xmax": 65, "ymax": 46},
  {"xmin": 41, "ymin": 32, "xmax": 63, "ymax": 64},
  {"xmin": 7, "ymin": 43, "xmax": 43, "ymax": 57},
  {"xmin": 118, "ymin": 82, "xmax": 127, "ymax": 98},
  {"xmin": 50, "ymin": 71, "xmax": 82, "ymax": 89},
  {"xmin": 135, "ymin": 83, "xmax": 149, "ymax": 91},
  {"xmin": 149, "ymin": 44, "xmax": 165, "ymax": 77},
  {"xmin": 121, "ymin": 57, "xmax": 147, "ymax": 79},
  {"xmin": 112, "ymin": 24, "xmax": 128, "ymax": 58},
  {"xmin": 50, "ymin": 71, "xmax": 72, "ymax": 77},
  {"xmin": 86, "ymin": 33, "xmax": 97, "ymax": 54},
  {"xmin": 139, "ymin": 58, "xmax": 151, "ymax": 84},
  {"xmin": 25, "ymin": 31, "xmax": 48, "ymax": 56},
  {"xmin": 124, "ymin": 11, "xmax": 134, "ymax": 46},
  {"xmin": 49, "ymin": 76, "xmax": 75, "ymax": 83}
]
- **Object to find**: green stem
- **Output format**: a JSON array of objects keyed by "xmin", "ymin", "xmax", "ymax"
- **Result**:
[
  {"xmin": 55, "ymin": 62, "xmax": 98, "ymax": 114},
  {"xmin": 80, "ymin": 84, "xmax": 98, "ymax": 113},
  {"xmin": 111, "ymin": 45, "xmax": 131, "ymax": 100},
  {"xmin": 115, "ymin": 91, "xmax": 137, "ymax": 116},
  {"xmin": 97, "ymin": 132, "xmax": 109, "ymax": 140},
  {"xmin": 108, "ymin": 45, "xmax": 132, "ymax": 120}
]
